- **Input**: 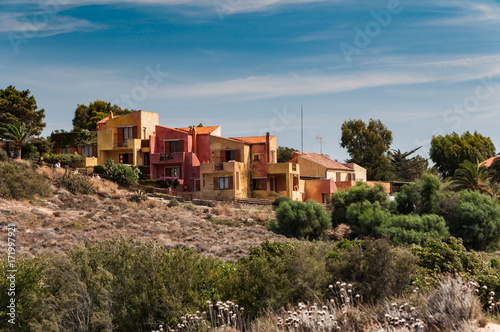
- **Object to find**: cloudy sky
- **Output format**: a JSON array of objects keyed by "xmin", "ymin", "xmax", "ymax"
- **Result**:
[{"xmin": 1, "ymin": 0, "xmax": 500, "ymax": 161}]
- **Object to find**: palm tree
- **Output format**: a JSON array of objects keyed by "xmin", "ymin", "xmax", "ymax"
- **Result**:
[
  {"xmin": 451, "ymin": 160, "xmax": 493, "ymax": 195},
  {"xmin": 0, "ymin": 121, "xmax": 35, "ymax": 159}
]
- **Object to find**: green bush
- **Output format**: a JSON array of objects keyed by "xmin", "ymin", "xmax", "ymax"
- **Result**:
[
  {"xmin": 395, "ymin": 173, "xmax": 442, "ymax": 215},
  {"xmin": 0, "ymin": 161, "xmax": 53, "ymax": 200},
  {"xmin": 106, "ymin": 159, "xmax": 140, "ymax": 184},
  {"xmin": 331, "ymin": 181, "xmax": 389, "ymax": 226},
  {"xmin": 345, "ymin": 201, "xmax": 391, "ymax": 238},
  {"xmin": 448, "ymin": 190, "xmax": 500, "ymax": 250},
  {"xmin": 55, "ymin": 169, "xmax": 94, "ymax": 195},
  {"xmin": 271, "ymin": 200, "xmax": 331, "ymax": 239},
  {"xmin": 168, "ymin": 198, "xmax": 179, "ymax": 207},
  {"xmin": 0, "ymin": 149, "xmax": 8, "ymax": 162},
  {"xmin": 379, "ymin": 214, "xmax": 449, "ymax": 246},
  {"xmin": 93, "ymin": 165, "xmax": 106, "ymax": 175},
  {"xmin": 43, "ymin": 153, "xmax": 85, "ymax": 168},
  {"xmin": 272, "ymin": 196, "xmax": 292, "ymax": 209}
]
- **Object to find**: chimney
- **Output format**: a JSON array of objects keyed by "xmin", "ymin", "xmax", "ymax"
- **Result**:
[
  {"xmin": 109, "ymin": 111, "xmax": 113, "ymax": 119},
  {"xmin": 266, "ymin": 132, "xmax": 271, "ymax": 163},
  {"xmin": 192, "ymin": 127, "xmax": 197, "ymax": 156}
]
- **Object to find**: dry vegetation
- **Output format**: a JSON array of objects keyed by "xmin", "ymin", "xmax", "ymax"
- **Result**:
[{"xmin": 0, "ymin": 182, "xmax": 284, "ymax": 260}]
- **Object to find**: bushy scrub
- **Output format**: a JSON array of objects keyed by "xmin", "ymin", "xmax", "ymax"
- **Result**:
[
  {"xmin": 93, "ymin": 164, "xmax": 106, "ymax": 174},
  {"xmin": 271, "ymin": 200, "xmax": 331, "ymax": 239},
  {"xmin": 331, "ymin": 182, "xmax": 390, "ymax": 226},
  {"xmin": 105, "ymin": 159, "xmax": 140, "ymax": 184},
  {"xmin": 157, "ymin": 176, "xmax": 180, "ymax": 189},
  {"xmin": 43, "ymin": 153, "xmax": 85, "ymax": 168},
  {"xmin": 271, "ymin": 196, "xmax": 291, "ymax": 209},
  {"xmin": 379, "ymin": 214, "xmax": 449, "ymax": 246},
  {"xmin": 55, "ymin": 169, "xmax": 94, "ymax": 195},
  {"xmin": 395, "ymin": 173, "xmax": 446, "ymax": 216},
  {"xmin": 345, "ymin": 200, "xmax": 449, "ymax": 245},
  {"xmin": 447, "ymin": 190, "xmax": 500, "ymax": 250},
  {"xmin": 0, "ymin": 161, "xmax": 53, "ymax": 200}
]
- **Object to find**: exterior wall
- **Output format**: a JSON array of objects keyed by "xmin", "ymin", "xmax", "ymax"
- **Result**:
[
  {"xmin": 325, "ymin": 170, "xmax": 355, "ymax": 181},
  {"xmin": 343, "ymin": 163, "xmax": 367, "ymax": 182},
  {"xmin": 250, "ymin": 144, "xmax": 268, "ymax": 178},
  {"xmin": 292, "ymin": 154, "xmax": 328, "ymax": 178},
  {"xmin": 97, "ymin": 111, "xmax": 159, "ymax": 166},
  {"xmin": 367, "ymin": 181, "xmax": 391, "ymax": 193},
  {"xmin": 200, "ymin": 161, "xmax": 248, "ymax": 199},
  {"xmin": 197, "ymin": 134, "xmax": 212, "ymax": 163},
  {"xmin": 304, "ymin": 179, "xmax": 337, "ymax": 203}
]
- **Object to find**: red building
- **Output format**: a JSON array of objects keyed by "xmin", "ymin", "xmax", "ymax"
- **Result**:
[{"xmin": 149, "ymin": 125, "xmax": 221, "ymax": 192}]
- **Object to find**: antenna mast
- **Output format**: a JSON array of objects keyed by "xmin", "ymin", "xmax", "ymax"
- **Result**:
[
  {"xmin": 301, "ymin": 105, "xmax": 303, "ymax": 153},
  {"xmin": 316, "ymin": 136, "xmax": 323, "ymax": 155}
]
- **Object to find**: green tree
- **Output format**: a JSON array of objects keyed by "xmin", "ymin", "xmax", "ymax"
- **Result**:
[
  {"xmin": 271, "ymin": 200, "xmax": 332, "ymax": 239},
  {"xmin": 388, "ymin": 147, "xmax": 428, "ymax": 181},
  {"xmin": 430, "ymin": 131, "xmax": 495, "ymax": 178},
  {"xmin": 0, "ymin": 85, "xmax": 46, "ymax": 136},
  {"xmin": 72, "ymin": 100, "xmax": 134, "ymax": 131},
  {"xmin": 451, "ymin": 160, "xmax": 493, "ymax": 195},
  {"xmin": 0, "ymin": 121, "xmax": 36, "ymax": 159},
  {"xmin": 277, "ymin": 146, "xmax": 298, "ymax": 163},
  {"xmin": 340, "ymin": 118, "xmax": 393, "ymax": 180}
]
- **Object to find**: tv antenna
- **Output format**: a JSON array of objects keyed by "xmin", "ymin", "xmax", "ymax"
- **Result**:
[{"xmin": 315, "ymin": 136, "xmax": 323, "ymax": 155}]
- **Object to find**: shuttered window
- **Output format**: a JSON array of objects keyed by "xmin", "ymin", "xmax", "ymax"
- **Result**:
[
  {"xmin": 214, "ymin": 176, "xmax": 233, "ymax": 190},
  {"xmin": 165, "ymin": 140, "xmax": 184, "ymax": 153}
]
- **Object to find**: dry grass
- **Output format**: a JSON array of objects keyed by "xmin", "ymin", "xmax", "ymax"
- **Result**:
[
  {"xmin": 37, "ymin": 166, "xmax": 65, "ymax": 180},
  {"xmin": 213, "ymin": 203, "xmax": 234, "ymax": 217},
  {"xmin": 90, "ymin": 178, "xmax": 121, "ymax": 197}
]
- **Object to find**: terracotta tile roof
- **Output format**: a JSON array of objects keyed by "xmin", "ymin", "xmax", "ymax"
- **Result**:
[
  {"xmin": 97, "ymin": 115, "xmax": 121, "ymax": 124},
  {"xmin": 230, "ymin": 136, "xmax": 275, "ymax": 144},
  {"xmin": 299, "ymin": 152, "xmax": 354, "ymax": 171},
  {"xmin": 480, "ymin": 156, "xmax": 500, "ymax": 167},
  {"xmin": 176, "ymin": 126, "xmax": 220, "ymax": 135}
]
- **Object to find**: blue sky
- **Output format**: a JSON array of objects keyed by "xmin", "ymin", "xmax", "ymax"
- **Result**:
[{"xmin": 1, "ymin": 0, "xmax": 500, "ymax": 162}]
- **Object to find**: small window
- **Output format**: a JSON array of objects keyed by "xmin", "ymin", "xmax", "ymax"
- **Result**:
[
  {"xmin": 253, "ymin": 154, "xmax": 261, "ymax": 162},
  {"xmin": 165, "ymin": 166, "xmax": 181, "ymax": 179},
  {"xmin": 60, "ymin": 147, "xmax": 71, "ymax": 154},
  {"xmin": 143, "ymin": 153, "xmax": 150, "ymax": 166},
  {"xmin": 82, "ymin": 146, "xmax": 93, "ymax": 158},
  {"xmin": 215, "ymin": 176, "xmax": 233, "ymax": 190},
  {"xmin": 252, "ymin": 178, "xmax": 266, "ymax": 190}
]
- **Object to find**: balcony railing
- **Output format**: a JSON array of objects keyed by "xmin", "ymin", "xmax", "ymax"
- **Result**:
[
  {"xmin": 114, "ymin": 141, "xmax": 128, "ymax": 148},
  {"xmin": 160, "ymin": 153, "xmax": 174, "ymax": 161}
]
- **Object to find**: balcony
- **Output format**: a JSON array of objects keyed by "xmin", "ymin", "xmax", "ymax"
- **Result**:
[
  {"xmin": 214, "ymin": 162, "xmax": 224, "ymax": 171},
  {"xmin": 114, "ymin": 141, "xmax": 128, "ymax": 148},
  {"xmin": 151, "ymin": 152, "xmax": 185, "ymax": 164},
  {"xmin": 201, "ymin": 161, "xmax": 243, "ymax": 174}
]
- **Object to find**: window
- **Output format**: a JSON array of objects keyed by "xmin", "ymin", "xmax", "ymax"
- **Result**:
[
  {"xmin": 214, "ymin": 176, "xmax": 233, "ymax": 190},
  {"xmin": 124, "ymin": 127, "xmax": 133, "ymax": 140},
  {"xmin": 252, "ymin": 178, "xmax": 266, "ymax": 190},
  {"xmin": 253, "ymin": 154, "xmax": 262, "ymax": 162},
  {"xmin": 225, "ymin": 150, "xmax": 236, "ymax": 162},
  {"xmin": 165, "ymin": 140, "xmax": 184, "ymax": 154},
  {"xmin": 117, "ymin": 126, "xmax": 136, "ymax": 146},
  {"xmin": 82, "ymin": 146, "xmax": 93, "ymax": 158},
  {"xmin": 60, "ymin": 147, "xmax": 71, "ymax": 154},
  {"xmin": 119, "ymin": 153, "xmax": 133, "ymax": 164},
  {"xmin": 165, "ymin": 167, "xmax": 181, "ymax": 178},
  {"xmin": 143, "ymin": 153, "xmax": 150, "ymax": 166}
]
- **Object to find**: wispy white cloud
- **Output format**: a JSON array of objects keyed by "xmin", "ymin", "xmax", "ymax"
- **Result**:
[
  {"xmin": 0, "ymin": 12, "xmax": 106, "ymax": 37},
  {"xmin": 423, "ymin": 0, "xmax": 500, "ymax": 26}
]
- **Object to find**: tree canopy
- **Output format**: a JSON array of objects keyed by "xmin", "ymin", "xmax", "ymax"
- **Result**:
[
  {"xmin": 0, "ymin": 121, "xmax": 36, "ymax": 159},
  {"xmin": 429, "ymin": 131, "xmax": 495, "ymax": 178},
  {"xmin": 277, "ymin": 146, "xmax": 298, "ymax": 163},
  {"xmin": 388, "ymin": 147, "xmax": 428, "ymax": 181},
  {"xmin": 0, "ymin": 85, "xmax": 46, "ymax": 136},
  {"xmin": 340, "ymin": 118, "xmax": 393, "ymax": 181},
  {"xmin": 72, "ymin": 100, "xmax": 134, "ymax": 131}
]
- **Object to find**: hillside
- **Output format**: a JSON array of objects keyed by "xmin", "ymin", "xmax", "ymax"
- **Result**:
[{"xmin": 0, "ymin": 187, "xmax": 287, "ymax": 261}]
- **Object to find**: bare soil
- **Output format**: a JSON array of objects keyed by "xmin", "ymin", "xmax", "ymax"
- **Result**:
[{"xmin": 0, "ymin": 188, "xmax": 289, "ymax": 261}]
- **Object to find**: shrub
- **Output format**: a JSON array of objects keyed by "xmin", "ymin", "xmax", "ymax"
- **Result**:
[
  {"xmin": 395, "ymin": 173, "xmax": 442, "ymax": 215},
  {"xmin": 93, "ymin": 165, "xmax": 107, "ymax": 175},
  {"xmin": 0, "ymin": 161, "xmax": 53, "ymax": 200},
  {"xmin": 378, "ymin": 214, "xmax": 449, "ymax": 246},
  {"xmin": 55, "ymin": 169, "xmax": 94, "ymax": 195},
  {"xmin": 331, "ymin": 182, "xmax": 389, "ymax": 226},
  {"xmin": 106, "ymin": 161, "xmax": 140, "ymax": 184},
  {"xmin": 130, "ymin": 189, "xmax": 148, "ymax": 203},
  {"xmin": 271, "ymin": 196, "xmax": 291, "ymax": 209},
  {"xmin": 168, "ymin": 198, "xmax": 179, "ymax": 207},
  {"xmin": 0, "ymin": 149, "xmax": 8, "ymax": 162},
  {"xmin": 43, "ymin": 153, "xmax": 85, "ymax": 168},
  {"xmin": 157, "ymin": 176, "xmax": 180, "ymax": 189},
  {"xmin": 271, "ymin": 200, "xmax": 331, "ymax": 239},
  {"xmin": 448, "ymin": 190, "xmax": 500, "ymax": 250},
  {"xmin": 425, "ymin": 277, "xmax": 481, "ymax": 331},
  {"xmin": 145, "ymin": 185, "xmax": 155, "ymax": 193}
]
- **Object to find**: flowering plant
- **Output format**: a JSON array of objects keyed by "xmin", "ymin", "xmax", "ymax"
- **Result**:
[{"xmin": 158, "ymin": 176, "xmax": 180, "ymax": 189}]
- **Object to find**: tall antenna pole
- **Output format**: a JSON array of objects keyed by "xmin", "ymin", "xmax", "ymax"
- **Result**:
[
  {"xmin": 316, "ymin": 136, "xmax": 323, "ymax": 155},
  {"xmin": 301, "ymin": 105, "xmax": 303, "ymax": 154}
]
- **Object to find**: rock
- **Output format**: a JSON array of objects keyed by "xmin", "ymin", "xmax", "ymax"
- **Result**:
[
  {"xmin": 208, "ymin": 201, "xmax": 218, "ymax": 208},
  {"xmin": 31, "ymin": 208, "xmax": 51, "ymax": 217},
  {"xmin": 56, "ymin": 188, "xmax": 72, "ymax": 196}
]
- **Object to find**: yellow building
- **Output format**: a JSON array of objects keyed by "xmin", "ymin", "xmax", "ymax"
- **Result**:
[
  {"xmin": 96, "ymin": 110, "xmax": 159, "ymax": 168},
  {"xmin": 200, "ymin": 133, "xmax": 303, "ymax": 200}
]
